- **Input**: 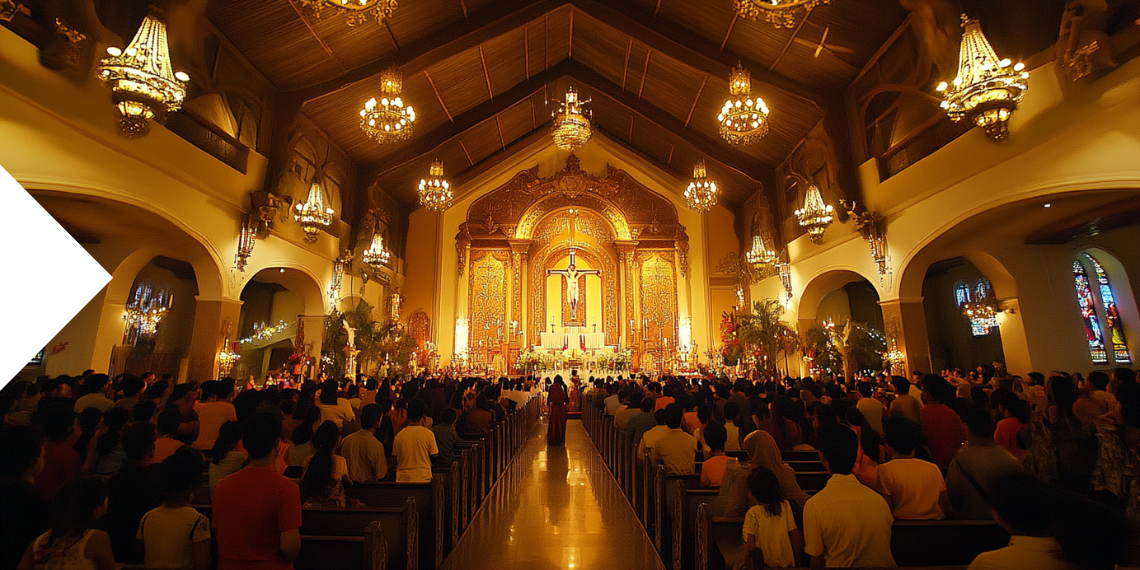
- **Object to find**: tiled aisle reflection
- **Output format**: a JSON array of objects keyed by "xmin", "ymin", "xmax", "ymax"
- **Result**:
[{"xmin": 441, "ymin": 420, "xmax": 665, "ymax": 570}]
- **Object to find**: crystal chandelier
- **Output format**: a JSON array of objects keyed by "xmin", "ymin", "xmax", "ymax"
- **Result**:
[
  {"xmin": 734, "ymin": 0, "xmax": 829, "ymax": 28},
  {"xmin": 936, "ymin": 15, "xmax": 1029, "ymax": 142},
  {"xmin": 418, "ymin": 159, "xmax": 452, "ymax": 211},
  {"xmin": 718, "ymin": 63, "xmax": 769, "ymax": 145},
  {"xmin": 294, "ymin": 180, "xmax": 334, "ymax": 243},
  {"xmin": 552, "ymin": 87, "xmax": 593, "ymax": 152},
  {"xmin": 360, "ymin": 67, "xmax": 415, "ymax": 144},
  {"xmin": 95, "ymin": 9, "xmax": 189, "ymax": 138},
  {"xmin": 123, "ymin": 283, "xmax": 171, "ymax": 336},
  {"xmin": 361, "ymin": 231, "xmax": 391, "ymax": 269},
  {"xmin": 794, "ymin": 185, "xmax": 834, "ymax": 244},
  {"xmin": 297, "ymin": 0, "xmax": 397, "ymax": 27},
  {"xmin": 964, "ymin": 301, "xmax": 1000, "ymax": 336},
  {"xmin": 745, "ymin": 233, "xmax": 779, "ymax": 269},
  {"xmin": 685, "ymin": 160, "xmax": 719, "ymax": 213}
]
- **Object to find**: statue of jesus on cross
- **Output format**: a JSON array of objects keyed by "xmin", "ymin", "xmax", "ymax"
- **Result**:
[{"xmin": 548, "ymin": 249, "xmax": 599, "ymax": 322}]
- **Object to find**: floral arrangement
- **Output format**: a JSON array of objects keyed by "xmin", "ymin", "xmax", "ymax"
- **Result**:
[
  {"xmin": 516, "ymin": 347, "xmax": 555, "ymax": 371},
  {"xmin": 720, "ymin": 311, "xmax": 744, "ymax": 366},
  {"xmin": 594, "ymin": 349, "xmax": 633, "ymax": 371}
]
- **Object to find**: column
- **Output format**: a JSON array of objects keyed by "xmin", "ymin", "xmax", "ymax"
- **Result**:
[
  {"xmin": 614, "ymin": 241, "xmax": 637, "ymax": 349},
  {"xmin": 452, "ymin": 240, "xmax": 471, "ymax": 365},
  {"xmin": 995, "ymin": 297, "xmax": 1033, "ymax": 376},
  {"xmin": 878, "ymin": 297, "xmax": 933, "ymax": 376},
  {"xmin": 509, "ymin": 240, "xmax": 532, "ymax": 348},
  {"xmin": 301, "ymin": 313, "xmax": 326, "ymax": 377},
  {"xmin": 186, "ymin": 297, "xmax": 243, "ymax": 382}
]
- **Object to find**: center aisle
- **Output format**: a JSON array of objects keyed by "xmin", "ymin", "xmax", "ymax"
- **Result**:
[{"xmin": 441, "ymin": 419, "xmax": 665, "ymax": 570}]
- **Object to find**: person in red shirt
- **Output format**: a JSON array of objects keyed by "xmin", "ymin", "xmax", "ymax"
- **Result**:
[
  {"xmin": 212, "ymin": 411, "xmax": 302, "ymax": 570},
  {"xmin": 919, "ymin": 375, "xmax": 965, "ymax": 471},
  {"xmin": 34, "ymin": 401, "xmax": 85, "ymax": 500},
  {"xmin": 993, "ymin": 392, "xmax": 1029, "ymax": 462}
]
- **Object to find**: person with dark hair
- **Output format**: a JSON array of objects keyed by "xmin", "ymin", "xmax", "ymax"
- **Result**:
[
  {"xmin": 300, "ymin": 421, "xmax": 352, "ymax": 507},
  {"xmin": 341, "ymin": 404, "xmax": 388, "ymax": 483},
  {"xmin": 1, "ymin": 426, "xmax": 50, "ymax": 570},
  {"xmin": 856, "ymin": 382, "xmax": 885, "ymax": 434},
  {"xmin": 994, "ymin": 393, "xmax": 1029, "ymax": 462},
  {"xmin": 625, "ymin": 398, "xmax": 656, "ymax": 448},
  {"xmin": 743, "ymin": 466, "xmax": 801, "ymax": 568},
  {"xmin": 114, "ymin": 375, "xmax": 146, "ymax": 412},
  {"xmin": 93, "ymin": 407, "xmax": 131, "ymax": 475},
  {"xmin": 75, "ymin": 374, "xmax": 114, "ymax": 414},
  {"xmin": 965, "ymin": 472, "xmax": 1075, "ymax": 570},
  {"xmin": 700, "ymin": 423, "xmax": 729, "ymax": 487},
  {"xmin": 152, "ymin": 409, "xmax": 184, "ymax": 465},
  {"xmin": 212, "ymin": 410, "xmax": 302, "ymax": 570},
  {"xmin": 18, "ymin": 476, "xmax": 115, "ymax": 570},
  {"xmin": 392, "ymin": 400, "xmax": 437, "ymax": 482},
  {"xmin": 729, "ymin": 380, "xmax": 756, "ymax": 437},
  {"xmin": 803, "ymin": 423, "xmax": 895, "ymax": 569},
  {"xmin": 285, "ymin": 406, "xmax": 321, "ymax": 468},
  {"xmin": 1027, "ymin": 374, "xmax": 1099, "ymax": 492},
  {"xmin": 946, "ymin": 403, "xmax": 1023, "ymax": 520},
  {"xmin": 888, "ymin": 376, "xmax": 921, "ymax": 423},
  {"xmin": 722, "ymin": 401, "xmax": 742, "ymax": 452},
  {"xmin": 547, "ymin": 377, "xmax": 569, "ymax": 445},
  {"xmin": 878, "ymin": 416, "xmax": 946, "ymax": 520},
  {"xmin": 920, "ymin": 374, "xmax": 965, "ymax": 471},
  {"xmin": 758, "ymin": 396, "xmax": 803, "ymax": 451},
  {"xmin": 430, "ymin": 408, "xmax": 459, "ymax": 471},
  {"xmin": 33, "ymin": 400, "xmax": 84, "ymax": 500},
  {"xmin": 132, "ymin": 400, "xmax": 157, "ymax": 424},
  {"xmin": 72, "ymin": 408, "xmax": 103, "ymax": 464},
  {"xmin": 316, "ymin": 379, "xmax": 354, "ymax": 429},
  {"xmin": 138, "ymin": 447, "xmax": 211, "ymax": 570},
  {"xmin": 617, "ymin": 392, "xmax": 643, "ymax": 431},
  {"xmin": 208, "ymin": 421, "xmax": 246, "ymax": 491},
  {"xmin": 193, "ymin": 378, "xmax": 236, "ymax": 451},
  {"xmin": 104, "ymin": 422, "xmax": 159, "ymax": 563},
  {"xmin": 638, "ymin": 409, "xmax": 670, "ymax": 457},
  {"xmin": 652, "ymin": 403, "xmax": 698, "ymax": 475},
  {"xmin": 464, "ymin": 394, "xmax": 494, "ymax": 437}
]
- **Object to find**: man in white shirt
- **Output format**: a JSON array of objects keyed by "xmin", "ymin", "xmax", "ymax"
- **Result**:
[
  {"xmin": 392, "ymin": 400, "xmax": 438, "ymax": 482},
  {"xmin": 604, "ymin": 388, "xmax": 623, "ymax": 416},
  {"xmin": 804, "ymin": 423, "xmax": 896, "ymax": 569},
  {"xmin": 967, "ymin": 472, "xmax": 1073, "ymax": 570},
  {"xmin": 855, "ymin": 382, "xmax": 885, "ymax": 434},
  {"xmin": 341, "ymin": 403, "xmax": 388, "ymax": 483},
  {"xmin": 651, "ymin": 404, "xmax": 698, "ymax": 475},
  {"xmin": 74, "ymin": 374, "xmax": 115, "ymax": 413},
  {"xmin": 637, "ymin": 409, "xmax": 670, "ymax": 458}
]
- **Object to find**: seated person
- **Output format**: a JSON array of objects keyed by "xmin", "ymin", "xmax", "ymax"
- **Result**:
[
  {"xmin": 393, "ymin": 401, "xmax": 438, "ymax": 483},
  {"xmin": 137, "ymin": 447, "xmax": 212, "ymax": 570},
  {"xmin": 966, "ymin": 473, "xmax": 1073, "ymax": 570},
  {"xmin": 208, "ymin": 422, "xmax": 246, "ymax": 491},
  {"xmin": 723, "ymin": 401, "xmax": 742, "ymax": 453},
  {"xmin": 947, "ymin": 404, "xmax": 1023, "ymax": 520},
  {"xmin": 430, "ymin": 408, "xmax": 459, "ymax": 471},
  {"xmin": 700, "ymin": 423, "xmax": 730, "ymax": 488},
  {"xmin": 651, "ymin": 404, "xmax": 698, "ymax": 475},
  {"xmin": 744, "ymin": 466, "xmax": 803, "ymax": 569},
  {"xmin": 341, "ymin": 404, "xmax": 388, "ymax": 483},
  {"xmin": 877, "ymin": 416, "xmax": 946, "ymax": 520}
]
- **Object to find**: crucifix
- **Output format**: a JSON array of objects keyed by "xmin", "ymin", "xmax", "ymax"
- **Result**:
[{"xmin": 547, "ymin": 249, "xmax": 600, "ymax": 322}]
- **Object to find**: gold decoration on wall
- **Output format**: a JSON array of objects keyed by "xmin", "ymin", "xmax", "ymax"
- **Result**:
[
  {"xmin": 841, "ymin": 200, "xmax": 889, "ymax": 277},
  {"xmin": 639, "ymin": 251, "xmax": 678, "ymax": 346},
  {"xmin": 456, "ymin": 225, "xmax": 470, "ymax": 277},
  {"xmin": 529, "ymin": 243, "xmax": 619, "ymax": 346},
  {"xmin": 468, "ymin": 251, "xmax": 509, "ymax": 351}
]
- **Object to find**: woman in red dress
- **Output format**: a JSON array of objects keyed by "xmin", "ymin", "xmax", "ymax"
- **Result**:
[{"xmin": 547, "ymin": 376, "xmax": 569, "ymax": 446}]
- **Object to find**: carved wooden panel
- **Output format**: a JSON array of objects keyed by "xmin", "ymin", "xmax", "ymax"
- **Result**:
[
  {"xmin": 639, "ymin": 251, "xmax": 678, "ymax": 345},
  {"xmin": 468, "ymin": 251, "xmax": 509, "ymax": 350}
]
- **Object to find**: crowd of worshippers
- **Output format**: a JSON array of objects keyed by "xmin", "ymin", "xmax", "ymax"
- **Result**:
[
  {"xmin": 0, "ymin": 371, "xmax": 536, "ymax": 570},
  {"xmin": 592, "ymin": 366, "xmax": 1140, "ymax": 569}
]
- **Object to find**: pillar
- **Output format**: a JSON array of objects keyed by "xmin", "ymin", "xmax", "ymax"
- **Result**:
[
  {"xmin": 301, "ymin": 313, "xmax": 326, "ymax": 364},
  {"xmin": 614, "ymin": 241, "xmax": 637, "ymax": 349},
  {"xmin": 509, "ymin": 239, "xmax": 531, "ymax": 347},
  {"xmin": 878, "ymin": 297, "xmax": 933, "ymax": 376},
  {"xmin": 186, "ymin": 297, "xmax": 243, "ymax": 382},
  {"xmin": 995, "ymin": 297, "xmax": 1033, "ymax": 376}
]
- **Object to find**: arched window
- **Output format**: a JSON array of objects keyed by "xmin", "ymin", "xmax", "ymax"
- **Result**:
[{"xmin": 1075, "ymin": 254, "xmax": 1132, "ymax": 365}]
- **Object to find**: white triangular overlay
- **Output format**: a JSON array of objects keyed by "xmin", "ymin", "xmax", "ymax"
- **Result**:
[{"xmin": 0, "ymin": 165, "xmax": 110, "ymax": 386}]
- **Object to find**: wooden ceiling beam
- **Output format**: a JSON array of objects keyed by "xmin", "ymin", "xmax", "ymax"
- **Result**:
[{"xmin": 295, "ymin": 0, "xmax": 570, "ymax": 105}]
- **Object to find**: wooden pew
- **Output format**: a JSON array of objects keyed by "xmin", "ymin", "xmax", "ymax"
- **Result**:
[
  {"xmin": 346, "ymin": 476, "xmax": 446, "ymax": 570},
  {"xmin": 794, "ymin": 470, "xmax": 831, "ymax": 492},
  {"xmin": 654, "ymin": 464, "xmax": 701, "ymax": 568},
  {"xmin": 781, "ymin": 449, "xmax": 822, "ymax": 462},
  {"xmin": 672, "ymin": 479, "xmax": 720, "ymax": 570}
]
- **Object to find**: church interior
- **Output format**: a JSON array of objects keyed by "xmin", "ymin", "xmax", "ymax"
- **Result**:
[{"xmin": 2, "ymin": 0, "xmax": 1140, "ymax": 569}]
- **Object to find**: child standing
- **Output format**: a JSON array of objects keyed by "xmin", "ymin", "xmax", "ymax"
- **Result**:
[
  {"xmin": 136, "ymin": 448, "xmax": 211, "ymax": 570},
  {"xmin": 18, "ymin": 476, "xmax": 115, "ymax": 570},
  {"xmin": 742, "ymin": 467, "xmax": 802, "ymax": 568}
]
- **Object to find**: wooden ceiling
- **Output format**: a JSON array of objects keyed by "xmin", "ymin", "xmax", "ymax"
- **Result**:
[{"xmin": 207, "ymin": 0, "xmax": 908, "ymax": 205}]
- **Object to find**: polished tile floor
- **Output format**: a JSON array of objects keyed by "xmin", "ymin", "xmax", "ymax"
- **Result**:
[{"xmin": 441, "ymin": 419, "xmax": 665, "ymax": 570}]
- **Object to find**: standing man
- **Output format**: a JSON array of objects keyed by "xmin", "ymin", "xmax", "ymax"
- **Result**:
[{"xmin": 392, "ymin": 401, "xmax": 438, "ymax": 483}]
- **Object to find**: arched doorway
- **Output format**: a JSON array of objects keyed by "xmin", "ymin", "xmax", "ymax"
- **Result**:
[
  {"xmin": 235, "ymin": 267, "xmax": 325, "ymax": 383},
  {"xmin": 921, "ymin": 257, "xmax": 1006, "ymax": 374},
  {"xmin": 798, "ymin": 270, "xmax": 885, "ymax": 379}
]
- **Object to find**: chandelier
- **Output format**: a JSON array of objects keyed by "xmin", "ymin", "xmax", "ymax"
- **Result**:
[
  {"xmin": 294, "ymin": 180, "xmax": 334, "ymax": 243},
  {"xmin": 123, "ymin": 283, "xmax": 171, "ymax": 336},
  {"xmin": 685, "ymin": 160, "xmax": 719, "ymax": 213},
  {"xmin": 718, "ymin": 63, "xmax": 769, "ymax": 145},
  {"xmin": 794, "ymin": 184, "xmax": 834, "ymax": 244},
  {"xmin": 234, "ymin": 219, "xmax": 256, "ymax": 271},
  {"xmin": 297, "ymin": 0, "xmax": 397, "ymax": 27},
  {"xmin": 552, "ymin": 87, "xmax": 593, "ymax": 151},
  {"xmin": 95, "ymin": 9, "xmax": 189, "ymax": 138},
  {"xmin": 418, "ymin": 159, "xmax": 453, "ymax": 211},
  {"xmin": 964, "ymin": 301, "xmax": 1000, "ymax": 336},
  {"xmin": 361, "ymin": 67, "xmax": 415, "ymax": 144},
  {"xmin": 936, "ymin": 15, "xmax": 1029, "ymax": 142},
  {"xmin": 734, "ymin": 0, "xmax": 829, "ymax": 28},
  {"xmin": 361, "ymin": 230, "xmax": 391, "ymax": 269},
  {"xmin": 745, "ymin": 233, "xmax": 779, "ymax": 269},
  {"xmin": 217, "ymin": 338, "xmax": 240, "ymax": 378}
]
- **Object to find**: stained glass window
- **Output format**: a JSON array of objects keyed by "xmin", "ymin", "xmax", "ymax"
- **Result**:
[
  {"xmin": 1073, "ymin": 260, "xmax": 1108, "ymax": 364},
  {"xmin": 1086, "ymin": 254, "xmax": 1132, "ymax": 364},
  {"xmin": 954, "ymin": 281, "xmax": 970, "ymax": 307}
]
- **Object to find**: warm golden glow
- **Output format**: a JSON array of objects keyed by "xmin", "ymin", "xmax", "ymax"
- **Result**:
[
  {"xmin": 235, "ymin": 220, "xmax": 256, "ymax": 271},
  {"xmin": 552, "ymin": 87, "xmax": 593, "ymax": 152},
  {"xmin": 418, "ymin": 159, "xmax": 453, "ymax": 212},
  {"xmin": 95, "ymin": 10, "xmax": 188, "ymax": 138},
  {"xmin": 360, "ymin": 67, "xmax": 415, "ymax": 144},
  {"xmin": 361, "ymin": 231, "xmax": 391, "ymax": 268},
  {"xmin": 293, "ymin": 180, "xmax": 334, "ymax": 243},
  {"xmin": 123, "ymin": 283, "xmax": 171, "ymax": 336},
  {"xmin": 794, "ymin": 184, "xmax": 834, "ymax": 244},
  {"xmin": 685, "ymin": 160, "xmax": 718, "ymax": 213},
  {"xmin": 936, "ymin": 15, "xmax": 1029, "ymax": 142},
  {"xmin": 298, "ymin": 0, "xmax": 397, "ymax": 27},
  {"xmin": 718, "ymin": 64, "xmax": 769, "ymax": 145},
  {"xmin": 734, "ymin": 0, "xmax": 830, "ymax": 28},
  {"xmin": 746, "ymin": 233, "xmax": 779, "ymax": 269}
]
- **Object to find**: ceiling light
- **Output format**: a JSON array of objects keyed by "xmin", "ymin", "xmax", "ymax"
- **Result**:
[
  {"xmin": 718, "ymin": 63, "xmax": 769, "ymax": 145},
  {"xmin": 418, "ymin": 159, "xmax": 452, "ymax": 212},
  {"xmin": 297, "ymin": 0, "xmax": 397, "ymax": 27},
  {"xmin": 936, "ymin": 15, "xmax": 1029, "ymax": 142},
  {"xmin": 685, "ymin": 160, "xmax": 718, "ymax": 213},
  {"xmin": 552, "ymin": 87, "xmax": 593, "ymax": 152},
  {"xmin": 360, "ymin": 67, "xmax": 415, "ymax": 145}
]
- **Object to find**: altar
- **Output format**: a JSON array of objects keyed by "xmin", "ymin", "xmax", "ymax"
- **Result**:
[{"xmin": 540, "ymin": 326, "xmax": 607, "ymax": 351}]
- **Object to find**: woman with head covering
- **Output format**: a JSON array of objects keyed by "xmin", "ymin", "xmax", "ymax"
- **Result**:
[{"xmin": 718, "ymin": 429, "xmax": 809, "ymax": 523}]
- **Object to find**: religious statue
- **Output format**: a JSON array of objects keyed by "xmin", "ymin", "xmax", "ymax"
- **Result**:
[{"xmin": 547, "ymin": 249, "xmax": 599, "ymax": 322}]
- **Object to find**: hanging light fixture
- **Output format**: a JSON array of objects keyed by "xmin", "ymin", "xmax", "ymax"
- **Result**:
[
  {"xmin": 418, "ymin": 159, "xmax": 452, "ymax": 211},
  {"xmin": 734, "ymin": 0, "xmax": 830, "ymax": 28},
  {"xmin": 745, "ymin": 233, "xmax": 779, "ymax": 269},
  {"xmin": 794, "ymin": 184, "xmax": 834, "ymax": 244},
  {"xmin": 936, "ymin": 15, "xmax": 1029, "ymax": 142},
  {"xmin": 234, "ymin": 219, "xmax": 256, "ymax": 271},
  {"xmin": 217, "ymin": 338, "xmax": 240, "ymax": 379},
  {"xmin": 361, "ymin": 230, "xmax": 391, "ymax": 269},
  {"xmin": 95, "ymin": 9, "xmax": 189, "ymax": 138},
  {"xmin": 361, "ymin": 66, "xmax": 415, "ymax": 144},
  {"xmin": 294, "ymin": 179, "xmax": 334, "ymax": 243},
  {"xmin": 297, "ymin": 0, "xmax": 397, "ymax": 27},
  {"xmin": 123, "ymin": 283, "xmax": 171, "ymax": 337},
  {"xmin": 718, "ymin": 63, "xmax": 769, "ymax": 145},
  {"xmin": 551, "ymin": 87, "xmax": 593, "ymax": 152},
  {"xmin": 685, "ymin": 160, "xmax": 719, "ymax": 213}
]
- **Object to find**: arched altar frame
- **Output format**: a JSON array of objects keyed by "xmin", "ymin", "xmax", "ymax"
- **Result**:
[{"xmin": 530, "ymin": 242, "xmax": 620, "ymax": 346}]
